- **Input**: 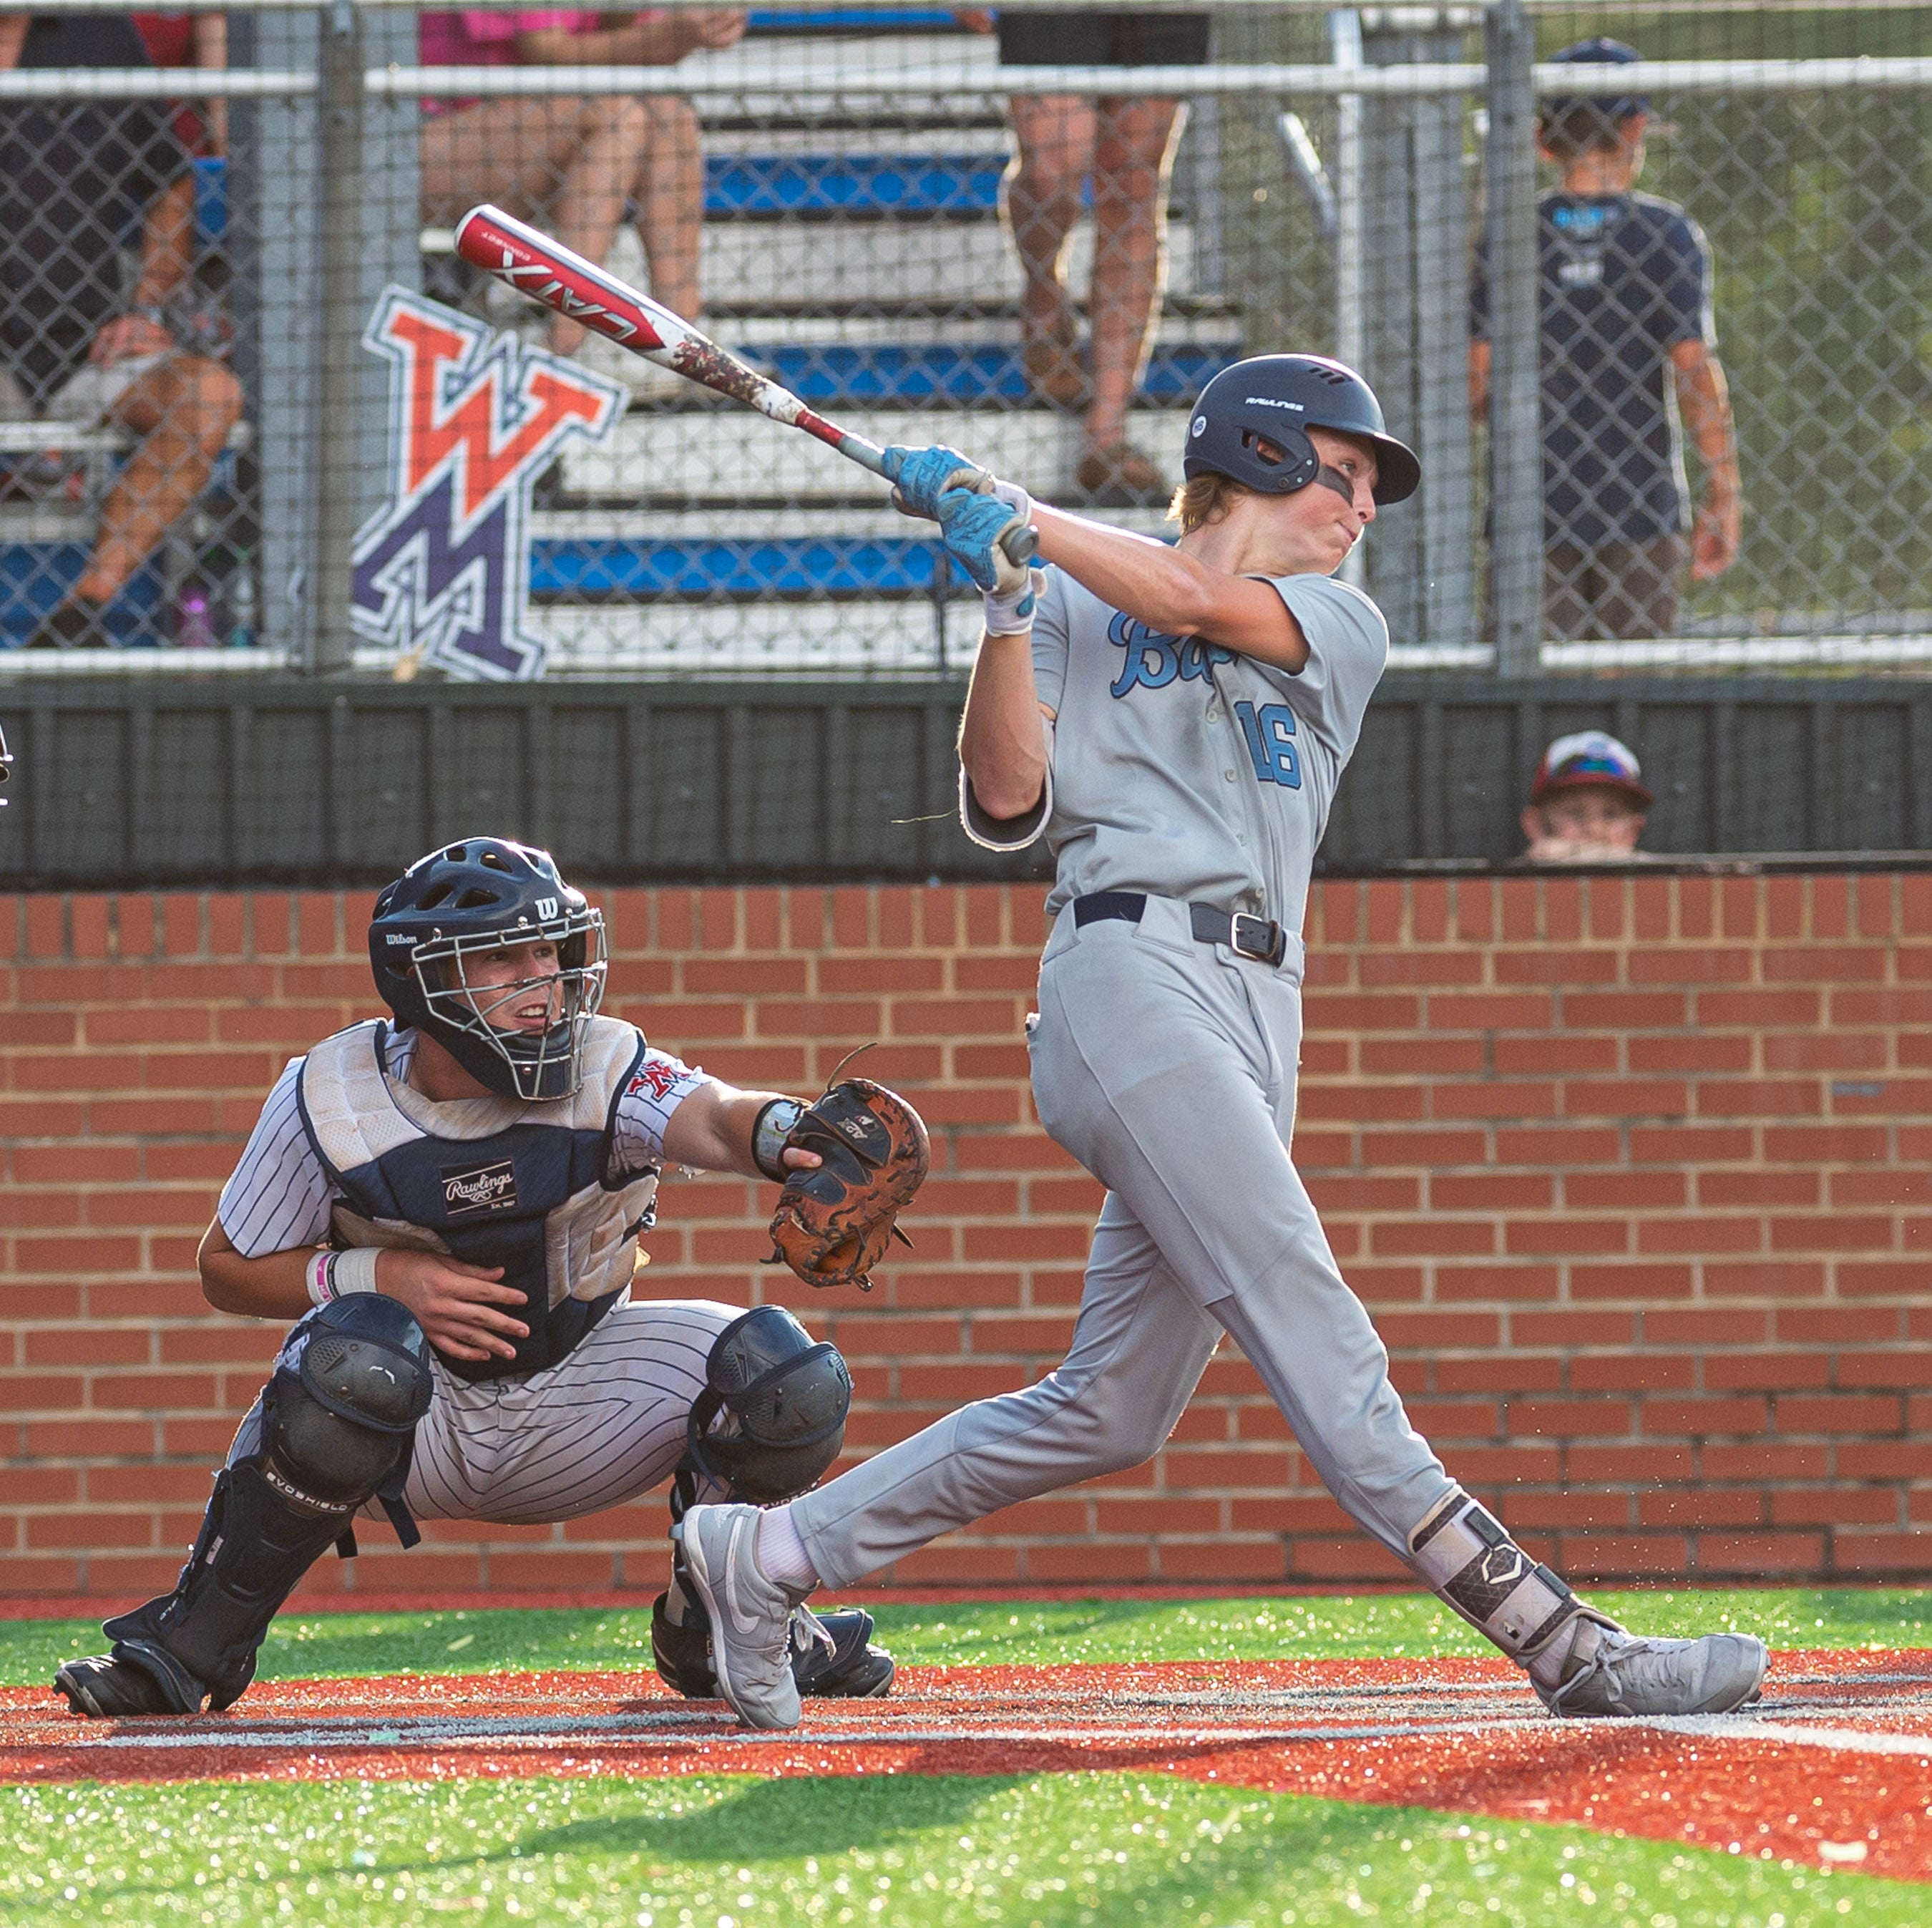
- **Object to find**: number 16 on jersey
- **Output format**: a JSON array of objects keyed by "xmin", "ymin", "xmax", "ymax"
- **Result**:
[{"xmin": 1235, "ymin": 701, "xmax": 1302, "ymax": 789}]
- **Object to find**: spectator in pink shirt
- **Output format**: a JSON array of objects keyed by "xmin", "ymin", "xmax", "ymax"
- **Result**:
[{"xmin": 419, "ymin": 10, "xmax": 744, "ymax": 384}]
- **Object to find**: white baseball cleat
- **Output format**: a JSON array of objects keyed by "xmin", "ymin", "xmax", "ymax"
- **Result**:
[
  {"xmin": 671, "ymin": 1503, "xmax": 806, "ymax": 1731},
  {"xmin": 1538, "ymin": 1612, "xmax": 1769, "ymax": 1718}
]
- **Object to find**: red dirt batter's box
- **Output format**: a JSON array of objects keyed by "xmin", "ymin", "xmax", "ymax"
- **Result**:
[{"xmin": 4, "ymin": 1650, "xmax": 1928, "ymax": 1884}]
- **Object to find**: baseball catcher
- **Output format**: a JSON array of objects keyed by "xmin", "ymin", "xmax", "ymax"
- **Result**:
[
  {"xmin": 668, "ymin": 356, "xmax": 1770, "ymax": 1731},
  {"xmin": 57, "ymin": 836, "xmax": 917, "ymax": 1718}
]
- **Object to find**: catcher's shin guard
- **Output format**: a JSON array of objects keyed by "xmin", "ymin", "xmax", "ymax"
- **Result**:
[
  {"xmin": 1406, "ymin": 1487, "xmax": 1582, "ymax": 1665},
  {"xmin": 57, "ymin": 1297, "xmax": 432, "ymax": 1718},
  {"xmin": 84, "ymin": 1459, "xmax": 365, "ymax": 1715}
]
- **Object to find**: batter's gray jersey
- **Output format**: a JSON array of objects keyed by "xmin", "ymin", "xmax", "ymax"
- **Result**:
[{"xmin": 962, "ymin": 567, "xmax": 1387, "ymax": 928}]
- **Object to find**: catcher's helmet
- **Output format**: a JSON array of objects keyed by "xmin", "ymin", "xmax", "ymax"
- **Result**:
[
  {"xmin": 1183, "ymin": 354, "xmax": 1420, "ymax": 506},
  {"xmin": 369, "ymin": 837, "xmax": 607, "ymax": 1101}
]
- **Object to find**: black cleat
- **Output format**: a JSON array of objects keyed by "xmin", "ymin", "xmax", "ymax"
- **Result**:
[
  {"xmin": 650, "ymin": 1590, "xmax": 894, "ymax": 1701},
  {"xmin": 55, "ymin": 1644, "xmax": 205, "ymax": 1718}
]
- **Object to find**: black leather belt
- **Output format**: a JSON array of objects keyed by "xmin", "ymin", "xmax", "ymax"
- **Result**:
[{"xmin": 1072, "ymin": 890, "xmax": 1287, "ymax": 967}]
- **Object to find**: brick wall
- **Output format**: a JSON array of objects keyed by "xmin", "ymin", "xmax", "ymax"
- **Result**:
[{"xmin": 3, "ymin": 874, "xmax": 1928, "ymax": 1602}]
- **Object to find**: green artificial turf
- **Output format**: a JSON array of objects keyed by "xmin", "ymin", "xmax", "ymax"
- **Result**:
[
  {"xmin": 4, "ymin": 1586, "xmax": 1926, "ymax": 1688},
  {"xmin": 0, "ymin": 1774, "xmax": 1916, "ymax": 1928}
]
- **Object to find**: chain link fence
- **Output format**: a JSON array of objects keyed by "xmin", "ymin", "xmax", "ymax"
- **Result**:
[{"xmin": 1, "ymin": 2, "xmax": 1928, "ymax": 680}]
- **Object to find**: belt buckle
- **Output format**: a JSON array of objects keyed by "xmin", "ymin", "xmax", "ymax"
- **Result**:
[{"xmin": 1229, "ymin": 912, "xmax": 1279, "ymax": 964}]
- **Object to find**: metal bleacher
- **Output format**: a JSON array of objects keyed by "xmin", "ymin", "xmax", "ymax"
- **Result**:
[
  {"xmin": 1, "ymin": 16, "xmax": 1239, "ymax": 673},
  {"xmin": 463, "ymin": 18, "xmax": 1239, "ymax": 678}
]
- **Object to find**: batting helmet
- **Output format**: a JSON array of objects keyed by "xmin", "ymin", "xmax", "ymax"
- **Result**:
[
  {"xmin": 369, "ymin": 837, "xmax": 608, "ymax": 1102},
  {"xmin": 1183, "ymin": 354, "xmax": 1420, "ymax": 506}
]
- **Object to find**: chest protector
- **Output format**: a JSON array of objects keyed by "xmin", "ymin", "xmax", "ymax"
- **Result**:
[{"xmin": 296, "ymin": 1016, "xmax": 660, "ymax": 1383}]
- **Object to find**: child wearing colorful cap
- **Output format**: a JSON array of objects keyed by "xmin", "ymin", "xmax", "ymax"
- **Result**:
[{"xmin": 1520, "ymin": 730, "xmax": 1653, "ymax": 864}]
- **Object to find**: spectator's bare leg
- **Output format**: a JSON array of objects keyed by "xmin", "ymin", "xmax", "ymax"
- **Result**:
[
  {"xmin": 421, "ymin": 97, "xmax": 648, "ymax": 355},
  {"xmin": 1007, "ymin": 95, "xmax": 1096, "ymax": 403},
  {"xmin": 73, "ymin": 354, "xmax": 243, "ymax": 604},
  {"xmin": 1084, "ymin": 97, "xmax": 1182, "ymax": 460},
  {"xmin": 538, "ymin": 96, "xmax": 653, "ymax": 351},
  {"xmin": 1541, "ymin": 545, "xmax": 1595, "ymax": 643},
  {"xmin": 628, "ymin": 95, "xmax": 706, "ymax": 322},
  {"xmin": 1595, "ymin": 535, "xmax": 1687, "ymax": 642}
]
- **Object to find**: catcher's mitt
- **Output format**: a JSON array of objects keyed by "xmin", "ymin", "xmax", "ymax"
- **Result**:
[{"xmin": 768, "ymin": 1078, "xmax": 929, "ymax": 1290}]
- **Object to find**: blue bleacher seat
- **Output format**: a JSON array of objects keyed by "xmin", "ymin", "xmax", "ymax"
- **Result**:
[
  {"xmin": 0, "ymin": 542, "xmax": 165, "ymax": 647},
  {"xmin": 706, "ymin": 154, "xmax": 1003, "ymax": 218},
  {"xmin": 738, "ymin": 344, "xmax": 1228, "ymax": 409},
  {"xmin": 532, "ymin": 535, "xmax": 967, "ymax": 600}
]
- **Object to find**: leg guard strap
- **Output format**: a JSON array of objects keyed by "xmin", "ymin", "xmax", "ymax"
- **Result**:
[{"xmin": 1407, "ymin": 1487, "xmax": 1580, "ymax": 1662}]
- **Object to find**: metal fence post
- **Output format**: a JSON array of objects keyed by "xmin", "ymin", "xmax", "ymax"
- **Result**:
[
  {"xmin": 1485, "ymin": 0, "xmax": 1543, "ymax": 674},
  {"xmin": 311, "ymin": 0, "xmax": 365, "ymax": 673},
  {"xmin": 254, "ymin": 6, "xmax": 324, "ymax": 669},
  {"xmin": 1359, "ymin": 8, "xmax": 1475, "ymax": 653},
  {"xmin": 360, "ymin": 8, "xmax": 423, "ymax": 495},
  {"xmin": 1412, "ymin": 19, "xmax": 1476, "ymax": 655}
]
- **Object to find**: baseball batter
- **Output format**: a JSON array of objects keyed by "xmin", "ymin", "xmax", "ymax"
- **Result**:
[
  {"xmin": 57, "ymin": 836, "xmax": 894, "ymax": 1718},
  {"xmin": 676, "ymin": 355, "xmax": 1769, "ymax": 1730}
]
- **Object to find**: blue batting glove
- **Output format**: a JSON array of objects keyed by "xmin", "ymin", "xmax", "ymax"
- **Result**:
[
  {"xmin": 937, "ymin": 483, "xmax": 1027, "ymax": 593},
  {"xmin": 882, "ymin": 444, "xmax": 988, "ymax": 520}
]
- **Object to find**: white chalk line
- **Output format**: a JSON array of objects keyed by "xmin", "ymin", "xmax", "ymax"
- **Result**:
[
  {"xmin": 1642, "ymin": 1715, "xmax": 1932, "ymax": 1760},
  {"xmin": 16, "ymin": 1686, "xmax": 1932, "ymax": 1761}
]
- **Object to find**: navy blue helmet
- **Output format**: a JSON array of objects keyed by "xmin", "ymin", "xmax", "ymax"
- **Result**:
[
  {"xmin": 369, "ymin": 837, "xmax": 606, "ymax": 1101},
  {"xmin": 1183, "ymin": 354, "xmax": 1420, "ymax": 506}
]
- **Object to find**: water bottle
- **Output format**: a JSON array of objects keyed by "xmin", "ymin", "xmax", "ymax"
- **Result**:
[
  {"xmin": 226, "ymin": 552, "xmax": 257, "ymax": 650},
  {"xmin": 176, "ymin": 580, "xmax": 216, "ymax": 649}
]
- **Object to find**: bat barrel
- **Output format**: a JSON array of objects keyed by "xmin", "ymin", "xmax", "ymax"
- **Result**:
[{"xmin": 454, "ymin": 203, "xmax": 675, "ymax": 356}]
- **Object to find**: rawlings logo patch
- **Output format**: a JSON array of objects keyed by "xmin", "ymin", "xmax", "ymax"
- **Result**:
[{"xmin": 441, "ymin": 1158, "xmax": 519, "ymax": 1215}]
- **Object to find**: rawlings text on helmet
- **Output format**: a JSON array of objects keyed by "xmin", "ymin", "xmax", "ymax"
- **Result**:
[{"xmin": 367, "ymin": 837, "xmax": 608, "ymax": 1102}]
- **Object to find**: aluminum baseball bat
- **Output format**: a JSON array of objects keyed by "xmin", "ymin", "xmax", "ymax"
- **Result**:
[{"xmin": 453, "ymin": 204, "xmax": 1039, "ymax": 569}]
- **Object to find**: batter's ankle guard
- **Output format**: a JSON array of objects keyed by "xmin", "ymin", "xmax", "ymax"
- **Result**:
[{"xmin": 1406, "ymin": 1488, "xmax": 1582, "ymax": 1664}]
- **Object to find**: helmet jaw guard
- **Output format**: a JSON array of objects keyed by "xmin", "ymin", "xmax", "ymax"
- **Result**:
[
  {"xmin": 369, "ymin": 837, "xmax": 607, "ymax": 1103},
  {"xmin": 1184, "ymin": 354, "xmax": 1421, "ymax": 506}
]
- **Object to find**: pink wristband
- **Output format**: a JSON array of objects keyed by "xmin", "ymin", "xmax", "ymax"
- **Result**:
[{"xmin": 306, "ymin": 1251, "xmax": 336, "ymax": 1306}]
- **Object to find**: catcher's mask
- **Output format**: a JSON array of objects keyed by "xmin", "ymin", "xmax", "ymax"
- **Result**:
[
  {"xmin": 369, "ymin": 837, "xmax": 606, "ymax": 1102},
  {"xmin": 686, "ymin": 1306, "xmax": 851, "ymax": 1504}
]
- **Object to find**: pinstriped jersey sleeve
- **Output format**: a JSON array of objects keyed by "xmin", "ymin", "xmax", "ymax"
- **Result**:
[
  {"xmin": 610, "ymin": 1047, "xmax": 711, "ymax": 1170},
  {"xmin": 216, "ymin": 1057, "xmax": 335, "ymax": 1258}
]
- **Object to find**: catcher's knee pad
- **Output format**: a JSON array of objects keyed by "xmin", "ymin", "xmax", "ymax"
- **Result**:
[
  {"xmin": 261, "ymin": 1294, "xmax": 435, "ymax": 1512},
  {"xmin": 1406, "ymin": 1486, "xmax": 1580, "ymax": 1662},
  {"xmin": 97, "ymin": 1297, "xmax": 434, "ymax": 1713},
  {"xmin": 685, "ymin": 1305, "xmax": 850, "ymax": 1504}
]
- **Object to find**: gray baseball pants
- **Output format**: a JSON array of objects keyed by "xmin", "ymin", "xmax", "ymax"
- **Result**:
[{"xmin": 792, "ymin": 895, "xmax": 1457, "ymax": 1587}]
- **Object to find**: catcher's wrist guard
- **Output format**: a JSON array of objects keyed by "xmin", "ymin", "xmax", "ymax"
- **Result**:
[
  {"xmin": 751, "ymin": 1097, "xmax": 807, "ymax": 1183},
  {"xmin": 767, "ymin": 1076, "xmax": 930, "ymax": 1290}
]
